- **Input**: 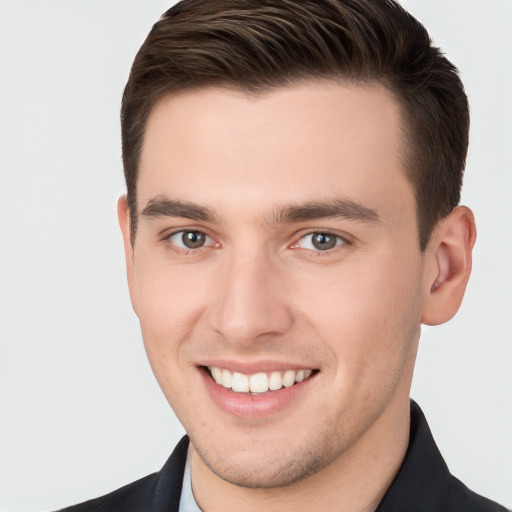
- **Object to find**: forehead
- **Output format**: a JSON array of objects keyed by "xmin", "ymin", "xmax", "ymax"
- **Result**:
[{"xmin": 138, "ymin": 81, "xmax": 412, "ymax": 220}]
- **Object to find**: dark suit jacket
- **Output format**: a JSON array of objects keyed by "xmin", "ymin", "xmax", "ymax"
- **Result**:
[{"xmin": 58, "ymin": 402, "xmax": 509, "ymax": 511}]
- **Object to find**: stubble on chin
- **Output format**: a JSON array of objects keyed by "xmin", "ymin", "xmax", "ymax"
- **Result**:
[{"xmin": 189, "ymin": 425, "xmax": 344, "ymax": 489}]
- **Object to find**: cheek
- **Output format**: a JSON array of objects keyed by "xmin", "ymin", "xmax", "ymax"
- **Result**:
[
  {"xmin": 134, "ymin": 259, "xmax": 206, "ymax": 327},
  {"xmin": 132, "ymin": 261, "xmax": 210, "ymax": 374},
  {"xmin": 294, "ymin": 253, "xmax": 423, "ymax": 373},
  {"xmin": 132, "ymin": 264, "xmax": 210, "ymax": 412}
]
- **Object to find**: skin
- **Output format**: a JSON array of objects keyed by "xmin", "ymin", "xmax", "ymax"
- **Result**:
[{"xmin": 119, "ymin": 81, "xmax": 476, "ymax": 511}]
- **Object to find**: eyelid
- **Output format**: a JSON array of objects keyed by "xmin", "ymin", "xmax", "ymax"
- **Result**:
[
  {"xmin": 159, "ymin": 226, "xmax": 350, "ymax": 254},
  {"xmin": 162, "ymin": 228, "xmax": 219, "ymax": 252},
  {"xmin": 290, "ymin": 230, "xmax": 350, "ymax": 252}
]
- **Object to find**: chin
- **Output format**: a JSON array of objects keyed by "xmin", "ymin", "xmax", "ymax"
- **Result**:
[{"xmin": 190, "ymin": 428, "xmax": 342, "ymax": 489}]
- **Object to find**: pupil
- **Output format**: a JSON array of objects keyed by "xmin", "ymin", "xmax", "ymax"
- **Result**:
[
  {"xmin": 182, "ymin": 231, "xmax": 205, "ymax": 248},
  {"xmin": 312, "ymin": 233, "xmax": 336, "ymax": 250}
]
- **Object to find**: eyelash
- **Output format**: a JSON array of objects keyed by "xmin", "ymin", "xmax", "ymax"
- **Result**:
[
  {"xmin": 291, "ymin": 231, "xmax": 349, "ymax": 255},
  {"xmin": 163, "ymin": 230, "xmax": 217, "ymax": 255},
  {"xmin": 162, "ymin": 229, "xmax": 350, "ymax": 256}
]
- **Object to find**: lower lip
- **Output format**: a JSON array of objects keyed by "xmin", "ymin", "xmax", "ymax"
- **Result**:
[{"xmin": 200, "ymin": 368, "xmax": 315, "ymax": 419}]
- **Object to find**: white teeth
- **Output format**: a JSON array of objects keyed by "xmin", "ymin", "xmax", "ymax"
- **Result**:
[
  {"xmin": 231, "ymin": 372, "xmax": 249, "ymax": 392},
  {"xmin": 208, "ymin": 367, "xmax": 314, "ymax": 393},
  {"xmin": 211, "ymin": 366, "xmax": 223, "ymax": 385},
  {"xmin": 268, "ymin": 371, "xmax": 282, "ymax": 391},
  {"xmin": 222, "ymin": 368, "xmax": 232, "ymax": 389},
  {"xmin": 282, "ymin": 370, "xmax": 295, "ymax": 388},
  {"xmin": 249, "ymin": 372, "xmax": 268, "ymax": 393}
]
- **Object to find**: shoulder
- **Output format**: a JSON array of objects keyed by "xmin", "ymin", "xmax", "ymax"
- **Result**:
[
  {"xmin": 377, "ymin": 402, "xmax": 509, "ymax": 512},
  {"xmin": 444, "ymin": 476, "xmax": 510, "ymax": 512},
  {"xmin": 56, "ymin": 436, "xmax": 189, "ymax": 512},
  {"xmin": 57, "ymin": 473, "xmax": 160, "ymax": 512}
]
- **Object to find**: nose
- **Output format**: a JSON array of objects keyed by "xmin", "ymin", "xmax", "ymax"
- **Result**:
[{"xmin": 207, "ymin": 248, "xmax": 294, "ymax": 347}]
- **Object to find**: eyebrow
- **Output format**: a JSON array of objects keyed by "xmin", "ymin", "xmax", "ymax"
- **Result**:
[
  {"xmin": 272, "ymin": 199, "xmax": 381, "ymax": 224},
  {"xmin": 140, "ymin": 196, "xmax": 380, "ymax": 225},
  {"xmin": 141, "ymin": 196, "xmax": 216, "ymax": 222}
]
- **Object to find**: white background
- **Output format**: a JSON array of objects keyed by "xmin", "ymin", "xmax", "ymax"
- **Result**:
[{"xmin": 1, "ymin": 1, "xmax": 511, "ymax": 510}]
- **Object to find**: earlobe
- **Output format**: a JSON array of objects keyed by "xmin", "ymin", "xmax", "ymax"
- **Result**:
[{"xmin": 421, "ymin": 206, "xmax": 477, "ymax": 326}]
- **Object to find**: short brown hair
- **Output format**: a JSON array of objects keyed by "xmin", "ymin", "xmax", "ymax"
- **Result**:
[{"xmin": 121, "ymin": 0, "xmax": 469, "ymax": 250}]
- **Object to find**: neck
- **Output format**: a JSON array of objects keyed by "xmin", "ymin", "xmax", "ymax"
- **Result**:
[{"xmin": 190, "ymin": 389, "xmax": 412, "ymax": 512}]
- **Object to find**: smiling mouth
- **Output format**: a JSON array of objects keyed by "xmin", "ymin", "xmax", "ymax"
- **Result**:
[{"xmin": 206, "ymin": 366, "xmax": 316, "ymax": 394}]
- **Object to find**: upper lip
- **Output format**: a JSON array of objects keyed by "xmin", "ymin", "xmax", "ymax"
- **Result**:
[{"xmin": 198, "ymin": 359, "xmax": 317, "ymax": 374}]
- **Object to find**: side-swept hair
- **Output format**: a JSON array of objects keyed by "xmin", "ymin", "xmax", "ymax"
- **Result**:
[{"xmin": 121, "ymin": 0, "xmax": 469, "ymax": 250}]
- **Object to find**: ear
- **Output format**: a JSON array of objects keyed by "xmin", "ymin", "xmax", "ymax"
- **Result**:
[
  {"xmin": 421, "ymin": 206, "xmax": 477, "ymax": 326},
  {"xmin": 117, "ymin": 195, "xmax": 138, "ymax": 314}
]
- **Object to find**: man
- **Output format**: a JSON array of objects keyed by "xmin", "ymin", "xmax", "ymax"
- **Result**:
[{"xmin": 59, "ymin": 1, "xmax": 508, "ymax": 510}]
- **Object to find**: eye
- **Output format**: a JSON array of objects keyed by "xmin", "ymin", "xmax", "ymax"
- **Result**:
[
  {"xmin": 168, "ymin": 230, "xmax": 214, "ymax": 249},
  {"xmin": 295, "ymin": 232, "xmax": 344, "ymax": 251}
]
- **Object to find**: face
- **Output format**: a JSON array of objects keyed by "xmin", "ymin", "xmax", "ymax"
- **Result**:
[{"xmin": 122, "ymin": 81, "xmax": 429, "ymax": 488}]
